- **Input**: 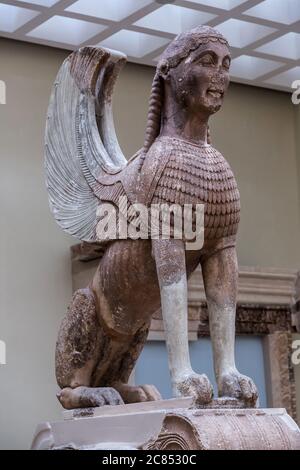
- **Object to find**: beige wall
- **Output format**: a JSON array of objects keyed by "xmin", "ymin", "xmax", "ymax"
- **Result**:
[
  {"xmin": 295, "ymin": 102, "xmax": 300, "ymax": 221},
  {"xmin": 215, "ymin": 85, "xmax": 300, "ymax": 268},
  {"xmin": 0, "ymin": 39, "xmax": 72, "ymax": 450},
  {"xmin": 0, "ymin": 38, "xmax": 300, "ymax": 449}
]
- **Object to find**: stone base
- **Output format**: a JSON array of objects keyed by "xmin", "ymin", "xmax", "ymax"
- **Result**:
[{"xmin": 31, "ymin": 398, "xmax": 300, "ymax": 450}]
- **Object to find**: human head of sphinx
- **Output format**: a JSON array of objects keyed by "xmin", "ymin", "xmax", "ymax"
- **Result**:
[{"xmin": 143, "ymin": 25, "xmax": 231, "ymax": 151}]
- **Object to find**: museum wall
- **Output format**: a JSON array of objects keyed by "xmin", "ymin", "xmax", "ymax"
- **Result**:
[
  {"xmin": 0, "ymin": 38, "xmax": 299, "ymax": 449},
  {"xmin": 0, "ymin": 39, "xmax": 73, "ymax": 450},
  {"xmin": 295, "ymin": 103, "xmax": 300, "ymax": 220}
]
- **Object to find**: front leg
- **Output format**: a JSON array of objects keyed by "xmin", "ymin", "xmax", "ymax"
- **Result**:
[
  {"xmin": 201, "ymin": 246, "xmax": 258, "ymax": 407},
  {"xmin": 152, "ymin": 239, "xmax": 213, "ymax": 405}
]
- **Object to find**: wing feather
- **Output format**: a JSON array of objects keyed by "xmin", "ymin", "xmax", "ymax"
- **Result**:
[{"xmin": 45, "ymin": 46, "xmax": 127, "ymax": 241}]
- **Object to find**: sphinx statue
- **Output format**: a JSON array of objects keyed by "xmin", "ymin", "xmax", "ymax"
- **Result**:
[{"xmin": 45, "ymin": 25, "xmax": 258, "ymax": 410}]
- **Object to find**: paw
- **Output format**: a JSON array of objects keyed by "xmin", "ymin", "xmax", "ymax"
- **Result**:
[
  {"xmin": 113, "ymin": 383, "xmax": 162, "ymax": 404},
  {"xmin": 174, "ymin": 372, "xmax": 213, "ymax": 405},
  {"xmin": 57, "ymin": 386, "xmax": 124, "ymax": 409},
  {"xmin": 140, "ymin": 384, "xmax": 162, "ymax": 401},
  {"xmin": 57, "ymin": 387, "xmax": 75, "ymax": 409},
  {"xmin": 218, "ymin": 369, "xmax": 258, "ymax": 407}
]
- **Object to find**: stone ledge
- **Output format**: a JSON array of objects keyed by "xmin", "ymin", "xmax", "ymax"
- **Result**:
[{"xmin": 31, "ymin": 399, "xmax": 300, "ymax": 450}]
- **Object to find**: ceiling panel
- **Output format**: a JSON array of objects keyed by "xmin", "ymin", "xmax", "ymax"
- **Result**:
[
  {"xmin": 99, "ymin": 29, "xmax": 170, "ymax": 58},
  {"xmin": 27, "ymin": 15, "xmax": 106, "ymax": 46},
  {"xmin": 186, "ymin": 0, "xmax": 249, "ymax": 9},
  {"xmin": 255, "ymin": 32, "xmax": 300, "ymax": 60},
  {"xmin": 134, "ymin": 4, "xmax": 216, "ymax": 35},
  {"xmin": 244, "ymin": 0, "xmax": 300, "ymax": 26},
  {"xmin": 230, "ymin": 54, "xmax": 283, "ymax": 79},
  {"xmin": 214, "ymin": 18, "xmax": 275, "ymax": 48},
  {"xmin": 0, "ymin": 4, "xmax": 39, "ymax": 32},
  {"xmin": 0, "ymin": 0, "xmax": 299, "ymax": 92},
  {"xmin": 16, "ymin": 0, "xmax": 59, "ymax": 6},
  {"xmin": 264, "ymin": 66, "xmax": 300, "ymax": 87},
  {"xmin": 66, "ymin": 0, "xmax": 153, "ymax": 22}
]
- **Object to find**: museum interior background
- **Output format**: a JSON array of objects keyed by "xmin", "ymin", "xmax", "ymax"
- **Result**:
[{"xmin": 1, "ymin": 0, "xmax": 300, "ymax": 449}]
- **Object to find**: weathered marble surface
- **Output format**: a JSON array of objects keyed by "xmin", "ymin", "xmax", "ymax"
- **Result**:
[
  {"xmin": 45, "ymin": 25, "xmax": 260, "ymax": 410},
  {"xmin": 31, "ymin": 399, "xmax": 300, "ymax": 450}
]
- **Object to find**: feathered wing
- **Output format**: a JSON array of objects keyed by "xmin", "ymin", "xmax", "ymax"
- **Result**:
[{"xmin": 45, "ymin": 46, "xmax": 128, "ymax": 241}]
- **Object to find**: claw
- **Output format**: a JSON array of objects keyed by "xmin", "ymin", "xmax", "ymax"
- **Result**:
[
  {"xmin": 174, "ymin": 372, "xmax": 213, "ymax": 405},
  {"xmin": 57, "ymin": 386, "xmax": 124, "ymax": 409},
  {"xmin": 112, "ymin": 382, "xmax": 162, "ymax": 404},
  {"xmin": 218, "ymin": 369, "xmax": 258, "ymax": 407}
]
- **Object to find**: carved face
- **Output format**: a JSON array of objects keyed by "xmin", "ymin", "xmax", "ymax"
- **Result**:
[{"xmin": 167, "ymin": 41, "xmax": 231, "ymax": 115}]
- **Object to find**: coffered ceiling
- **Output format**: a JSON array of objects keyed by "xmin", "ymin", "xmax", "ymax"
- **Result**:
[{"xmin": 0, "ymin": 0, "xmax": 299, "ymax": 92}]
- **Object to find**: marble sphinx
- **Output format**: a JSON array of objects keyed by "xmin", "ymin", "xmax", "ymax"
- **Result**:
[{"xmin": 45, "ymin": 26, "xmax": 258, "ymax": 410}]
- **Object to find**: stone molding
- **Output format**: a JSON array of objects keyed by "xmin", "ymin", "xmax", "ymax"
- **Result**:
[{"xmin": 31, "ymin": 399, "xmax": 300, "ymax": 450}]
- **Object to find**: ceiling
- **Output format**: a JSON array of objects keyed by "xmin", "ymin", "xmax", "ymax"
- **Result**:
[{"xmin": 0, "ymin": 0, "xmax": 299, "ymax": 92}]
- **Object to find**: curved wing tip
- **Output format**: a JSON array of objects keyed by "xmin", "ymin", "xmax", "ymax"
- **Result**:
[
  {"xmin": 79, "ymin": 45, "xmax": 127, "ymax": 62},
  {"xmin": 101, "ymin": 47, "xmax": 127, "ymax": 62}
]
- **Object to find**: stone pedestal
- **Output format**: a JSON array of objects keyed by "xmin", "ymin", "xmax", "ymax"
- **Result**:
[{"xmin": 31, "ymin": 398, "xmax": 300, "ymax": 450}]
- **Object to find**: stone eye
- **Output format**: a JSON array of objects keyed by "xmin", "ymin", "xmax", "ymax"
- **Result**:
[{"xmin": 199, "ymin": 54, "xmax": 214, "ymax": 66}]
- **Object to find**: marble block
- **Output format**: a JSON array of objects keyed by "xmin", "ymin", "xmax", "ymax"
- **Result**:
[{"xmin": 31, "ymin": 398, "xmax": 300, "ymax": 450}]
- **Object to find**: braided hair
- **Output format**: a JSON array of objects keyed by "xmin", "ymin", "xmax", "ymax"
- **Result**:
[
  {"xmin": 143, "ymin": 71, "xmax": 163, "ymax": 153},
  {"xmin": 142, "ymin": 25, "xmax": 228, "ymax": 153}
]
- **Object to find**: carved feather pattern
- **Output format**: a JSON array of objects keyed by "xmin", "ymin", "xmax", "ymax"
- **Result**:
[
  {"xmin": 45, "ymin": 46, "xmax": 127, "ymax": 242},
  {"xmin": 46, "ymin": 46, "xmax": 240, "ymax": 245},
  {"xmin": 151, "ymin": 137, "xmax": 240, "ymax": 239}
]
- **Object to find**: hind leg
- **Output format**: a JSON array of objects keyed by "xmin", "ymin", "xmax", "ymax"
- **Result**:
[
  {"xmin": 94, "ymin": 321, "xmax": 162, "ymax": 404},
  {"xmin": 111, "ymin": 340, "xmax": 162, "ymax": 404},
  {"xmin": 55, "ymin": 288, "xmax": 123, "ymax": 409},
  {"xmin": 56, "ymin": 287, "xmax": 160, "ymax": 408}
]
